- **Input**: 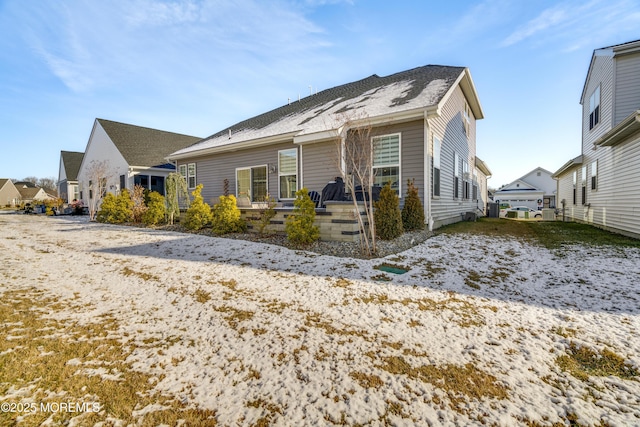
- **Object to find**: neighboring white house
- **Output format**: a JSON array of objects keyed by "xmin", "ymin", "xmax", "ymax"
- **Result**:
[
  {"xmin": 57, "ymin": 150, "xmax": 84, "ymax": 203},
  {"xmin": 553, "ymin": 39, "xmax": 640, "ymax": 238},
  {"xmin": 76, "ymin": 118, "xmax": 201, "ymax": 207},
  {"xmin": 168, "ymin": 65, "xmax": 489, "ymax": 232},
  {"xmin": 0, "ymin": 179, "xmax": 21, "ymax": 207},
  {"xmin": 494, "ymin": 167, "xmax": 556, "ymax": 210}
]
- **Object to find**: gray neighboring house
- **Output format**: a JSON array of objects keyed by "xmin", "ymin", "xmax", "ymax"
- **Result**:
[
  {"xmin": 553, "ymin": 39, "xmax": 640, "ymax": 238},
  {"xmin": 76, "ymin": 119, "xmax": 201, "ymax": 206},
  {"xmin": 168, "ymin": 65, "xmax": 488, "ymax": 230},
  {"xmin": 0, "ymin": 179, "xmax": 21, "ymax": 207},
  {"xmin": 57, "ymin": 151, "xmax": 84, "ymax": 202}
]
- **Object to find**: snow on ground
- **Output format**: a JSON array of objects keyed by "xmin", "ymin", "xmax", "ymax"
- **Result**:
[{"xmin": 1, "ymin": 212, "xmax": 639, "ymax": 426}]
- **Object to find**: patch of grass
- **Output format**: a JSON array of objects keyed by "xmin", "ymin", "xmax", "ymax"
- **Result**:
[
  {"xmin": 194, "ymin": 288, "xmax": 211, "ymax": 303},
  {"xmin": 350, "ymin": 371, "xmax": 384, "ymax": 389},
  {"xmin": 0, "ymin": 288, "xmax": 216, "ymax": 426},
  {"xmin": 556, "ymin": 342, "xmax": 638, "ymax": 381},
  {"xmin": 120, "ymin": 266, "xmax": 159, "ymax": 282},
  {"xmin": 439, "ymin": 217, "xmax": 640, "ymax": 250},
  {"xmin": 530, "ymin": 221, "xmax": 640, "ymax": 250},
  {"xmin": 439, "ymin": 217, "xmax": 537, "ymax": 240},
  {"xmin": 374, "ymin": 355, "xmax": 508, "ymax": 409},
  {"xmin": 213, "ymin": 305, "xmax": 255, "ymax": 330}
]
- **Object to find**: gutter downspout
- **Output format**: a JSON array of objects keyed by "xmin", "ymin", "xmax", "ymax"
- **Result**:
[{"xmin": 424, "ymin": 111, "xmax": 433, "ymax": 231}]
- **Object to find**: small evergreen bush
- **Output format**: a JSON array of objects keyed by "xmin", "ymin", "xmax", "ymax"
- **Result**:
[
  {"xmin": 401, "ymin": 179, "xmax": 425, "ymax": 231},
  {"xmin": 183, "ymin": 184, "xmax": 212, "ymax": 231},
  {"xmin": 285, "ymin": 188, "xmax": 319, "ymax": 245},
  {"xmin": 96, "ymin": 189, "xmax": 133, "ymax": 224},
  {"xmin": 211, "ymin": 194, "xmax": 246, "ymax": 235},
  {"xmin": 142, "ymin": 191, "xmax": 166, "ymax": 225},
  {"xmin": 374, "ymin": 183, "xmax": 403, "ymax": 240}
]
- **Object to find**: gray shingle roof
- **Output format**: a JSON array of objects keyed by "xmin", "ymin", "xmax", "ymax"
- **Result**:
[
  {"xmin": 61, "ymin": 151, "xmax": 84, "ymax": 181},
  {"xmin": 97, "ymin": 119, "xmax": 202, "ymax": 167},
  {"xmin": 173, "ymin": 65, "xmax": 465, "ymax": 156}
]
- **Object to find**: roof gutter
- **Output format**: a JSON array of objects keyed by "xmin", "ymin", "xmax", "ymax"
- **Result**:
[
  {"xmin": 552, "ymin": 155, "xmax": 583, "ymax": 178},
  {"xmin": 166, "ymin": 131, "xmax": 299, "ymax": 161},
  {"xmin": 595, "ymin": 110, "xmax": 640, "ymax": 147}
]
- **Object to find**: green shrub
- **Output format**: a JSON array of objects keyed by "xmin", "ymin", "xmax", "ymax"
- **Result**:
[
  {"xmin": 285, "ymin": 188, "xmax": 319, "ymax": 245},
  {"xmin": 142, "ymin": 191, "xmax": 166, "ymax": 225},
  {"xmin": 183, "ymin": 184, "xmax": 212, "ymax": 231},
  {"xmin": 401, "ymin": 179, "xmax": 425, "ymax": 231},
  {"xmin": 374, "ymin": 183, "xmax": 403, "ymax": 240},
  {"xmin": 96, "ymin": 189, "xmax": 133, "ymax": 224},
  {"xmin": 506, "ymin": 211, "xmax": 518, "ymax": 219},
  {"xmin": 211, "ymin": 194, "xmax": 246, "ymax": 235}
]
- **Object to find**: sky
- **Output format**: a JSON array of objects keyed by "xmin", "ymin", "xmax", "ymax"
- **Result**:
[{"xmin": 1, "ymin": 0, "xmax": 639, "ymax": 188}]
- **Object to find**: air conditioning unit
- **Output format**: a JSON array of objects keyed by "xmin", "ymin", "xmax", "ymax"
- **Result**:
[{"xmin": 542, "ymin": 209, "xmax": 555, "ymax": 221}]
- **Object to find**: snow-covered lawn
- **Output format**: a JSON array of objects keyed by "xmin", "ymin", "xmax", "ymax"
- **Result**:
[{"xmin": 1, "ymin": 213, "xmax": 639, "ymax": 426}]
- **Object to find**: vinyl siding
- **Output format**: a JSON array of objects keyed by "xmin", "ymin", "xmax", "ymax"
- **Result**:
[
  {"xmin": 301, "ymin": 120, "xmax": 425, "ymax": 206},
  {"xmin": 582, "ymin": 55, "xmax": 614, "ymax": 152},
  {"xmin": 178, "ymin": 141, "xmax": 298, "ymax": 204},
  {"xmin": 614, "ymin": 53, "xmax": 640, "ymax": 125},
  {"xmin": 300, "ymin": 140, "xmax": 341, "ymax": 194},
  {"xmin": 429, "ymin": 85, "xmax": 478, "ymax": 227}
]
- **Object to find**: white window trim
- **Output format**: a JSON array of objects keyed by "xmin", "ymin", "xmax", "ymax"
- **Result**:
[
  {"xmin": 278, "ymin": 148, "xmax": 298, "ymax": 200},
  {"xmin": 432, "ymin": 135, "xmax": 441, "ymax": 199},
  {"xmin": 591, "ymin": 160, "xmax": 598, "ymax": 191},
  {"xmin": 372, "ymin": 132, "xmax": 402, "ymax": 196},
  {"xmin": 187, "ymin": 163, "xmax": 196, "ymax": 189},
  {"xmin": 454, "ymin": 152, "xmax": 460, "ymax": 199},
  {"xmin": 589, "ymin": 85, "xmax": 600, "ymax": 131}
]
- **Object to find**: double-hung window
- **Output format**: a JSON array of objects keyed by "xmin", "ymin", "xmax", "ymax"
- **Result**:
[
  {"xmin": 589, "ymin": 85, "xmax": 600, "ymax": 130},
  {"xmin": 591, "ymin": 160, "xmax": 598, "ymax": 190},
  {"xmin": 432, "ymin": 136, "xmax": 441, "ymax": 197},
  {"xmin": 372, "ymin": 133, "xmax": 401, "ymax": 195},
  {"xmin": 572, "ymin": 171, "xmax": 577, "ymax": 205},
  {"xmin": 463, "ymin": 102, "xmax": 471, "ymax": 138},
  {"xmin": 463, "ymin": 160, "xmax": 470, "ymax": 199},
  {"xmin": 453, "ymin": 152, "xmax": 460, "ymax": 199},
  {"xmin": 581, "ymin": 165, "xmax": 587, "ymax": 205},
  {"xmin": 278, "ymin": 148, "xmax": 298, "ymax": 199},
  {"xmin": 187, "ymin": 163, "xmax": 196, "ymax": 189}
]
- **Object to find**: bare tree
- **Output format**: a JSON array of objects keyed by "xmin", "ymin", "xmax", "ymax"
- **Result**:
[
  {"xmin": 333, "ymin": 112, "xmax": 378, "ymax": 256},
  {"xmin": 37, "ymin": 177, "xmax": 57, "ymax": 194},
  {"xmin": 85, "ymin": 160, "xmax": 110, "ymax": 221},
  {"xmin": 165, "ymin": 172, "xmax": 190, "ymax": 225}
]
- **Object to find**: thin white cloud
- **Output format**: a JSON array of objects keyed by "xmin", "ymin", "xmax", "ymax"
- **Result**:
[
  {"xmin": 501, "ymin": 5, "xmax": 569, "ymax": 47},
  {"xmin": 15, "ymin": 0, "xmax": 330, "ymax": 94},
  {"xmin": 500, "ymin": 0, "xmax": 640, "ymax": 50}
]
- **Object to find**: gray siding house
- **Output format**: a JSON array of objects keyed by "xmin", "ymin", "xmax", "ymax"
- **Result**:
[
  {"xmin": 57, "ymin": 150, "xmax": 84, "ymax": 202},
  {"xmin": 168, "ymin": 65, "xmax": 487, "ymax": 230},
  {"xmin": 553, "ymin": 39, "xmax": 640, "ymax": 238}
]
